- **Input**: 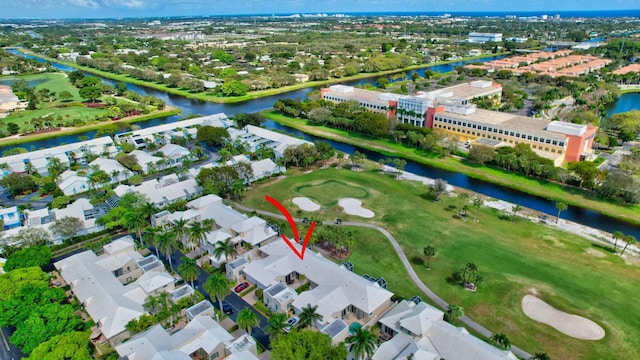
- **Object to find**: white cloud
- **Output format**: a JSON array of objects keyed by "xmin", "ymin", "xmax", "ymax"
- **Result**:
[
  {"xmin": 101, "ymin": 0, "xmax": 146, "ymax": 9},
  {"xmin": 68, "ymin": 0, "xmax": 100, "ymax": 8}
]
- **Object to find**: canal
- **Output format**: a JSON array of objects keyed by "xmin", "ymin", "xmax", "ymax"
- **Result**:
[{"xmin": 3, "ymin": 49, "xmax": 639, "ymax": 238}]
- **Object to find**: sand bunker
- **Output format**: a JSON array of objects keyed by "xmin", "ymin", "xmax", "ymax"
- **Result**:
[
  {"xmin": 338, "ymin": 198, "xmax": 374, "ymax": 218},
  {"xmin": 292, "ymin": 197, "xmax": 321, "ymax": 212},
  {"xmin": 521, "ymin": 295, "xmax": 605, "ymax": 340}
]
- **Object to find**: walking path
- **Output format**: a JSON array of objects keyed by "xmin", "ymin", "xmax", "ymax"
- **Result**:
[{"xmin": 233, "ymin": 202, "xmax": 532, "ymax": 359}]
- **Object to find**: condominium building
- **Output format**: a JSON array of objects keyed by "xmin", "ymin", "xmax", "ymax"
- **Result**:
[
  {"xmin": 429, "ymin": 105, "xmax": 596, "ymax": 165},
  {"xmin": 467, "ymin": 32, "xmax": 503, "ymax": 43},
  {"xmin": 321, "ymin": 81, "xmax": 502, "ymax": 127}
]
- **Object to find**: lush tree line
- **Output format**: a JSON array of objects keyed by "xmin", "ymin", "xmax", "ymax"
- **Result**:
[
  {"xmin": 0, "ymin": 267, "xmax": 90, "ymax": 355},
  {"xmin": 196, "ymin": 162, "xmax": 253, "ymax": 198}
]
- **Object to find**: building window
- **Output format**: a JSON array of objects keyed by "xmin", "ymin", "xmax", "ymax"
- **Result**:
[
  {"xmin": 509, "ymin": 131, "xmax": 515, "ymax": 136},
  {"xmin": 552, "ymin": 140, "xmax": 558, "ymax": 145},
  {"xmin": 498, "ymin": 130, "xmax": 503, "ymax": 134},
  {"xmin": 534, "ymin": 137, "xmax": 539, "ymax": 141},
  {"xmin": 527, "ymin": 135, "xmax": 532, "ymax": 140}
]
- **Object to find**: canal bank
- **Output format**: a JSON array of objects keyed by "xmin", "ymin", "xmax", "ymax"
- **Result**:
[{"xmin": 11, "ymin": 48, "xmax": 508, "ymax": 104}]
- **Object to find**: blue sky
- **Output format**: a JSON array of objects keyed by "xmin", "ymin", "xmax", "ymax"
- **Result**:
[{"xmin": 2, "ymin": 0, "xmax": 638, "ymax": 19}]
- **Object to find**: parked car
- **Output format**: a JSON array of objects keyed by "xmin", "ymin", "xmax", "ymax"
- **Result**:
[
  {"xmin": 335, "ymin": 218, "xmax": 342, "ymax": 224},
  {"xmin": 284, "ymin": 316, "xmax": 299, "ymax": 332},
  {"xmin": 234, "ymin": 281, "xmax": 250, "ymax": 293},
  {"xmin": 222, "ymin": 301, "xmax": 234, "ymax": 315}
]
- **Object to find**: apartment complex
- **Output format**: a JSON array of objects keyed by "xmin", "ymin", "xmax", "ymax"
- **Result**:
[{"xmin": 467, "ymin": 32, "xmax": 503, "ymax": 43}]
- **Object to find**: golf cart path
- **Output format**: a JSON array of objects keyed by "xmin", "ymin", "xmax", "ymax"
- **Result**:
[{"xmin": 233, "ymin": 202, "xmax": 532, "ymax": 359}]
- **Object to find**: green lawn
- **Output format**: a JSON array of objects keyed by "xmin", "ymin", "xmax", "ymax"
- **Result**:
[
  {"xmin": 243, "ymin": 166, "xmax": 640, "ymax": 360},
  {"xmin": 263, "ymin": 110, "xmax": 640, "ymax": 226},
  {"xmin": 1, "ymin": 73, "xmax": 107, "ymax": 132}
]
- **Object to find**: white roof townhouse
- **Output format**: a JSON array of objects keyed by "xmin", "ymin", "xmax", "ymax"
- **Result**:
[
  {"xmin": 89, "ymin": 158, "xmax": 133, "ymax": 183},
  {"xmin": 55, "ymin": 236, "xmax": 176, "ymax": 345},
  {"xmin": 243, "ymin": 241, "xmax": 394, "ymax": 328},
  {"xmin": 115, "ymin": 316, "xmax": 236, "ymax": 360},
  {"xmin": 57, "ymin": 170, "xmax": 89, "ymax": 196},
  {"xmin": 115, "ymin": 113, "xmax": 234, "ymax": 150},
  {"xmin": 373, "ymin": 300, "xmax": 517, "ymax": 360},
  {"xmin": 114, "ymin": 177, "xmax": 200, "ymax": 208},
  {"xmin": 228, "ymin": 124, "xmax": 311, "ymax": 158},
  {"xmin": 129, "ymin": 150, "xmax": 163, "ymax": 173},
  {"xmin": 3, "ymin": 197, "xmax": 106, "ymax": 245},
  {"xmin": 0, "ymin": 136, "xmax": 117, "ymax": 176}
]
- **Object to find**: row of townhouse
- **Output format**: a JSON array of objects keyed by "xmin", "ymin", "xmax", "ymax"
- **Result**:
[
  {"xmin": 225, "ymin": 240, "xmax": 516, "ymax": 359},
  {"xmin": 56, "ymin": 236, "xmax": 260, "ymax": 360},
  {"xmin": 152, "ymin": 193, "xmax": 278, "ymax": 262}
]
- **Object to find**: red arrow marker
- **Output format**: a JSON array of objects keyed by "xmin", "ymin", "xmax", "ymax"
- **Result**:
[{"xmin": 266, "ymin": 195, "xmax": 316, "ymax": 260}]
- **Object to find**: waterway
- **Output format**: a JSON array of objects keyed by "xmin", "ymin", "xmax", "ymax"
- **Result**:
[
  {"xmin": 3, "ymin": 50, "xmax": 639, "ymax": 238},
  {"xmin": 607, "ymin": 92, "xmax": 640, "ymax": 116}
]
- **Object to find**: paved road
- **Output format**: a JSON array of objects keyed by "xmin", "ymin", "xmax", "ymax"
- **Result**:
[
  {"xmin": 0, "ymin": 327, "xmax": 24, "ymax": 360},
  {"xmin": 234, "ymin": 203, "xmax": 533, "ymax": 359},
  {"xmin": 152, "ymin": 246, "xmax": 272, "ymax": 350}
]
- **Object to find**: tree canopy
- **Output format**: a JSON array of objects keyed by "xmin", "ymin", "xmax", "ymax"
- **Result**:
[
  {"xmin": 270, "ymin": 329, "xmax": 347, "ymax": 360},
  {"xmin": 4, "ymin": 245, "xmax": 52, "ymax": 272}
]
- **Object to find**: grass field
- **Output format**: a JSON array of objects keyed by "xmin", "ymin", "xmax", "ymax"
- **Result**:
[
  {"xmin": 1, "ymin": 73, "xmax": 107, "ymax": 131},
  {"xmin": 243, "ymin": 165, "xmax": 640, "ymax": 360},
  {"xmin": 263, "ymin": 110, "xmax": 640, "ymax": 226}
]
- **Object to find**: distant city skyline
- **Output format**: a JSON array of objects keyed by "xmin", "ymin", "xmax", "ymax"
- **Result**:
[{"xmin": 2, "ymin": 0, "xmax": 639, "ymax": 20}]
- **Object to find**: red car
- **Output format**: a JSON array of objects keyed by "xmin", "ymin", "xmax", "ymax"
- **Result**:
[{"xmin": 234, "ymin": 281, "xmax": 250, "ymax": 293}]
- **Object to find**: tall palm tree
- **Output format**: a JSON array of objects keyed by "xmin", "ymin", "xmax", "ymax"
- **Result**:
[
  {"xmin": 346, "ymin": 327, "xmax": 377, "ymax": 360},
  {"xmin": 178, "ymin": 256, "xmax": 200, "ymax": 288},
  {"xmin": 472, "ymin": 197, "xmax": 483, "ymax": 223},
  {"xmin": 213, "ymin": 238, "xmax": 238, "ymax": 263},
  {"xmin": 490, "ymin": 333, "xmax": 511, "ymax": 350},
  {"xmin": 423, "ymin": 246, "xmax": 436, "ymax": 269},
  {"xmin": 141, "ymin": 201, "xmax": 158, "ymax": 222},
  {"xmin": 298, "ymin": 304, "xmax": 323, "ymax": 329},
  {"xmin": 155, "ymin": 230, "xmax": 178, "ymax": 271},
  {"xmin": 202, "ymin": 218, "xmax": 217, "ymax": 232},
  {"xmin": 143, "ymin": 226, "xmax": 161, "ymax": 257},
  {"xmin": 188, "ymin": 221, "xmax": 209, "ymax": 248},
  {"xmin": 265, "ymin": 313, "xmax": 288, "ymax": 339},
  {"xmin": 123, "ymin": 211, "xmax": 148, "ymax": 246},
  {"xmin": 612, "ymin": 231, "xmax": 624, "ymax": 253},
  {"xmin": 172, "ymin": 218, "xmax": 189, "ymax": 249},
  {"xmin": 236, "ymin": 308, "xmax": 260, "ymax": 335},
  {"xmin": 203, "ymin": 272, "xmax": 231, "ymax": 321},
  {"xmin": 620, "ymin": 235, "xmax": 637, "ymax": 256},
  {"xmin": 555, "ymin": 201, "xmax": 568, "ymax": 223},
  {"xmin": 511, "ymin": 204, "xmax": 522, "ymax": 223}
]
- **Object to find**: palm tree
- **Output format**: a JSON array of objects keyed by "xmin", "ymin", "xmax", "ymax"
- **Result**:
[
  {"xmin": 172, "ymin": 218, "xmax": 189, "ymax": 249},
  {"xmin": 143, "ymin": 226, "xmax": 161, "ymax": 257},
  {"xmin": 141, "ymin": 201, "xmax": 158, "ymax": 221},
  {"xmin": 155, "ymin": 230, "xmax": 178, "ymax": 271},
  {"xmin": 612, "ymin": 231, "xmax": 624, "ymax": 253},
  {"xmin": 188, "ymin": 221, "xmax": 209, "ymax": 248},
  {"xmin": 345, "ymin": 327, "xmax": 377, "ymax": 360},
  {"xmin": 457, "ymin": 192, "xmax": 470, "ymax": 215},
  {"xmin": 423, "ymin": 246, "xmax": 436, "ymax": 269},
  {"xmin": 490, "ymin": 333, "xmax": 511, "ymax": 350},
  {"xmin": 203, "ymin": 272, "xmax": 232, "ymax": 321},
  {"xmin": 236, "ymin": 308, "xmax": 260, "ymax": 334},
  {"xmin": 298, "ymin": 304, "xmax": 323, "ymax": 329},
  {"xmin": 178, "ymin": 256, "xmax": 200, "ymax": 288},
  {"xmin": 265, "ymin": 313, "xmax": 288, "ymax": 339},
  {"xmin": 511, "ymin": 204, "xmax": 522, "ymax": 223},
  {"xmin": 620, "ymin": 235, "xmax": 637, "ymax": 256},
  {"xmin": 555, "ymin": 202, "xmax": 568, "ymax": 223},
  {"xmin": 213, "ymin": 238, "xmax": 238, "ymax": 263},
  {"xmin": 472, "ymin": 197, "xmax": 483, "ymax": 222},
  {"xmin": 123, "ymin": 211, "xmax": 148, "ymax": 245},
  {"xmin": 445, "ymin": 304, "xmax": 464, "ymax": 323}
]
